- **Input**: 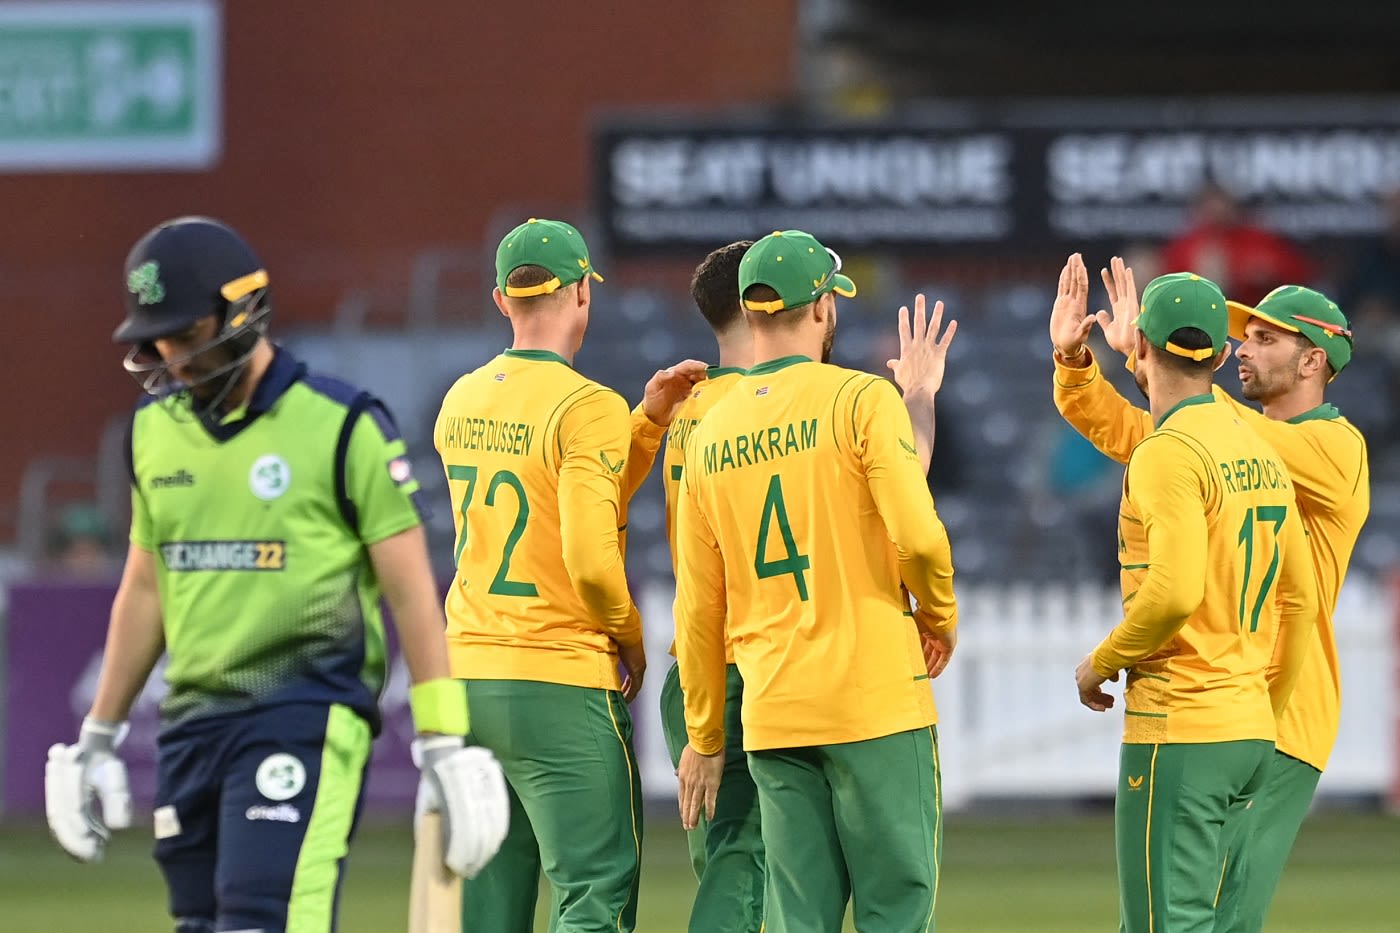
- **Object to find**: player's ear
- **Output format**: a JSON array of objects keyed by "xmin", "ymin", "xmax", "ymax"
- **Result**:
[
  {"xmin": 1212, "ymin": 344, "xmax": 1232, "ymax": 372},
  {"xmin": 1299, "ymin": 345, "xmax": 1326, "ymax": 380},
  {"xmin": 492, "ymin": 287, "xmax": 509, "ymax": 318},
  {"xmin": 576, "ymin": 276, "xmax": 591, "ymax": 309}
]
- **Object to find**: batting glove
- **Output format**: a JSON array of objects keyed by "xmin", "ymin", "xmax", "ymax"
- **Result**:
[
  {"xmin": 45, "ymin": 717, "xmax": 133, "ymax": 862},
  {"xmin": 412, "ymin": 736, "xmax": 510, "ymax": 879}
]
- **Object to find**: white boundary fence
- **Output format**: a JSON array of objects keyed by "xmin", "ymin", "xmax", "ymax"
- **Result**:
[{"xmin": 632, "ymin": 576, "xmax": 1397, "ymax": 809}]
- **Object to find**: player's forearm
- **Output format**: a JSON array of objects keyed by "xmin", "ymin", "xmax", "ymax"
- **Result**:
[
  {"xmin": 878, "ymin": 479, "xmax": 957, "ymax": 618},
  {"xmin": 902, "ymin": 390, "xmax": 936, "ymax": 473},
  {"xmin": 1052, "ymin": 351, "xmax": 1148, "ymax": 466},
  {"xmin": 1267, "ymin": 610, "xmax": 1314, "ymax": 718},
  {"xmin": 900, "ymin": 535, "xmax": 958, "ymax": 633},
  {"xmin": 369, "ymin": 526, "xmax": 452, "ymax": 685},
  {"xmin": 1268, "ymin": 519, "xmax": 1321, "ymax": 716},
  {"xmin": 675, "ymin": 605, "xmax": 727, "ymax": 755},
  {"xmin": 1092, "ymin": 565, "xmax": 1203, "ymax": 675},
  {"xmin": 561, "ymin": 515, "xmax": 641, "ymax": 647},
  {"xmin": 370, "ymin": 527, "xmax": 472, "ymax": 736},
  {"xmin": 623, "ymin": 403, "xmax": 667, "ymax": 501},
  {"xmin": 89, "ymin": 545, "xmax": 165, "ymax": 722}
]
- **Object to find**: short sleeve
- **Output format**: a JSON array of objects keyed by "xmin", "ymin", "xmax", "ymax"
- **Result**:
[
  {"xmin": 126, "ymin": 412, "xmax": 154, "ymax": 551},
  {"xmin": 130, "ymin": 486, "xmax": 154, "ymax": 551},
  {"xmin": 344, "ymin": 401, "xmax": 427, "ymax": 545}
]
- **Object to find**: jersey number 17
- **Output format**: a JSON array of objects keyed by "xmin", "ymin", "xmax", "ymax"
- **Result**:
[{"xmin": 1236, "ymin": 504, "xmax": 1288, "ymax": 633}]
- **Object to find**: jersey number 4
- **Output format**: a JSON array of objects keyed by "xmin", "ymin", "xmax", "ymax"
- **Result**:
[
  {"xmin": 1236, "ymin": 505, "xmax": 1287, "ymax": 633},
  {"xmin": 755, "ymin": 474, "xmax": 811, "ymax": 601},
  {"xmin": 448, "ymin": 465, "xmax": 538, "ymax": 597}
]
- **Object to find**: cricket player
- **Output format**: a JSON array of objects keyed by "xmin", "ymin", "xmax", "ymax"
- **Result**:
[
  {"xmin": 625, "ymin": 241, "xmax": 766, "ymax": 932},
  {"xmin": 1050, "ymin": 254, "xmax": 1370, "ymax": 931},
  {"xmin": 672, "ymin": 230, "xmax": 958, "ymax": 933},
  {"xmin": 438, "ymin": 217, "xmax": 694, "ymax": 933},
  {"xmin": 1056, "ymin": 263, "xmax": 1321, "ymax": 933},
  {"xmin": 44, "ymin": 216, "xmax": 510, "ymax": 933},
  {"xmin": 623, "ymin": 241, "xmax": 955, "ymax": 933}
]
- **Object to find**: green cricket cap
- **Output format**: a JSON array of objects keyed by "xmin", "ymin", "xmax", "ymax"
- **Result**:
[
  {"xmin": 495, "ymin": 218, "xmax": 603, "ymax": 298},
  {"xmin": 1136, "ymin": 272, "xmax": 1229, "ymax": 361},
  {"xmin": 1227, "ymin": 285, "xmax": 1353, "ymax": 376},
  {"xmin": 738, "ymin": 230, "xmax": 857, "ymax": 313}
]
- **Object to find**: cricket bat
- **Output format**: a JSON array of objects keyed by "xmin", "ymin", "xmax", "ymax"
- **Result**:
[{"xmin": 409, "ymin": 811, "xmax": 461, "ymax": 933}]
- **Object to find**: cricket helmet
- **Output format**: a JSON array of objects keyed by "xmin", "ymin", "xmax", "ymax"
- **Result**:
[{"xmin": 116, "ymin": 217, "xmax": 272, "ymax": 408}]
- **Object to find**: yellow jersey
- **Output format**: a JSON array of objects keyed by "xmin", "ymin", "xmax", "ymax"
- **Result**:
[
  {"xmin": 626, "ymin": 367, "xmax": 748, "ymax": 663},
  {"xmin": 1078, "ymin": 389, "xmax": 1318, "ymax": 744},
  {"xmin": 1055, "ymin": 352, "xmax": 1369, "ymax": 766},
  {"xmin": 674, "ymin": 355, "xmax": 957, "ymax": 754},
  {"xmin": 434, "ymin": 349, "xmax": 640, "ymax": 691}
]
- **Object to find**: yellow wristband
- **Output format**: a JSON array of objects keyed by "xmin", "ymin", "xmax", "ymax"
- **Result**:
[{"xmin": 409, "ymin": 678, "xmax": 469, "ymax": 736}]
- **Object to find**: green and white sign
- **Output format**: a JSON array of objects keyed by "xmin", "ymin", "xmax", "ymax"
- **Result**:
[{"xmin": 0, "ymin": 1, "xmax": 221, "ymax": 171}]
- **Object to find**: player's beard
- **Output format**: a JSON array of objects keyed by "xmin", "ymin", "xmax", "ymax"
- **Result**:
[
  {"xmin": 1133, "ymin": 362, "xmax": 1148, "ymax": 401},
  {"xmin": 820, "ymin": 310, "xmax": 835, "ymax": 364},
  {"xmin": 1240, "ymin": 356, "xmax": 1299, "ymax": 403}
]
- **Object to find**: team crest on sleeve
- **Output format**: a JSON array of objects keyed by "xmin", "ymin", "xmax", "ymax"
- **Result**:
[
  {"xmin": 255, "ymin": 753, "xmax": 307, "ymax": 801},
  {"xmin": 249, "ymin": 454, "xmax": 291, "ymax": 500},
  {"xmin": 388, "ymin": 456, "xmax": 413, "ymax": 485}
]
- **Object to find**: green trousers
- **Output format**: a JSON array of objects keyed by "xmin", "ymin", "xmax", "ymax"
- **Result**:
[
  {"xmin": 460, "ymin": 680, "xmax": 642, "ymax": 933},
  {"xmin": 748, "ymin": 726, "xmax": 943, "ymax": 933},
  {"xmin": 659, "ymin": 662, "xmax": 764, "ymax": 932},
  {"xmin": 1213, "ymin": 749, "xmax": 1322, "ymax": 933},
  {"xmin": 1115, "ymin": 740, "xmax": 1272, "ymax": 933}
]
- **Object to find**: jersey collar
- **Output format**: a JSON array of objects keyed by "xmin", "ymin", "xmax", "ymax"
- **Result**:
[
  {"xmin": 1286, "ymin": 402, "xmax": 1342, "ymax": 424},
  {"xmin": 1155, "ymin": 392, "xmax": 1214, "ymax": 429},
  {"xmin": 503, "ymin": 348, "xmax": 572, "ymax": 368},
  {"xmin": 746, "ymin": 355, "xmax": 812, "ymax": 376},
  {"xmin": 200, "ymin": 345, "xmax": 306, "ymax": 441},
  {"xmin": 706, "ymin": 366, "xmax": 745, "ymax": 378}
]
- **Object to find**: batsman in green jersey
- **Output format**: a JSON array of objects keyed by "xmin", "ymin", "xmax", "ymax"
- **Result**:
[{"xmin": 43, "ymin": 217, "xmax": 510, "ymax": 933}]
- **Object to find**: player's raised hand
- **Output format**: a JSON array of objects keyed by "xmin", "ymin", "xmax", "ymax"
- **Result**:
[
  {"xmin": 1096, "ymin": 256, "xmax": 1140, "ymax": 358},
  {"xmin": 677, "ymin": 744, "xmax": 725, "ymax": 831},
  {"xmin": 887, "ymin": 294, "xmax": 957, "ymax": 400},
  {"xmin": 642, "ymin": 359, "xmax": 709, "ymax": 428},
  {"xmin": 1049, "ymin": 253, "xmax": 1095, "ymax": 362},
  {"xmin": 45, "ymin": 718, "xmax": 132, "ymax": 863},
  {"xmin": 1075, "ymin": 654, "xmax": 1119, "ymax": 713}
]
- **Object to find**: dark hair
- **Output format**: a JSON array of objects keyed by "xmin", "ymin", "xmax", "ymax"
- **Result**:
[
  {"xmin": 690, "ymin": 240, "xmax": 753, "ymax": 332},
  {"xmin": 505, "ymin": 264, "xmax": 558, "ymax": 291},
  {"xmin": 741, "ymin": 283, "xmax": 814, "ymax": 327},
  {"xmin": 1153, "ymin": 326, "xmax": 1218, "ymax": 374}
]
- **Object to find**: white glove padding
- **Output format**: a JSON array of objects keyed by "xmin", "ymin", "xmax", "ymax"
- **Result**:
[
  {"xmin": 413, "ymin": 736, "xmax": 510, "ymax": 880},
  {"xmin": 45, "ymin": 718, "xmax": 132, "ymax": 862}
]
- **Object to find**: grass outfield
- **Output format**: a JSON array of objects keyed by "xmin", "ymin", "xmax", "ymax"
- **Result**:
[{"xmin": 1, "ymin": 809, "xmax": 1396, "ymax": 931}]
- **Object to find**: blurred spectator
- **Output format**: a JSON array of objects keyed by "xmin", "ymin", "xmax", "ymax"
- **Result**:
[
  {"xmin": 1341, "ymin": 189, "xmax": 1400, "ymax": 359},
  {"xmin": 1160, "ymin": 183, "xmax": 1313, "ymax": 305},
  {"xmin": 1330, "ymin": 190, "xmax": 1400, "ymax": 457},
  {"xmin": 1025, "ymin": 420, "xmax": 1121, "ymax": 584},
  {"xmin": 46, "ymin": 503, "xmax": 119, "ymax": 578}
]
